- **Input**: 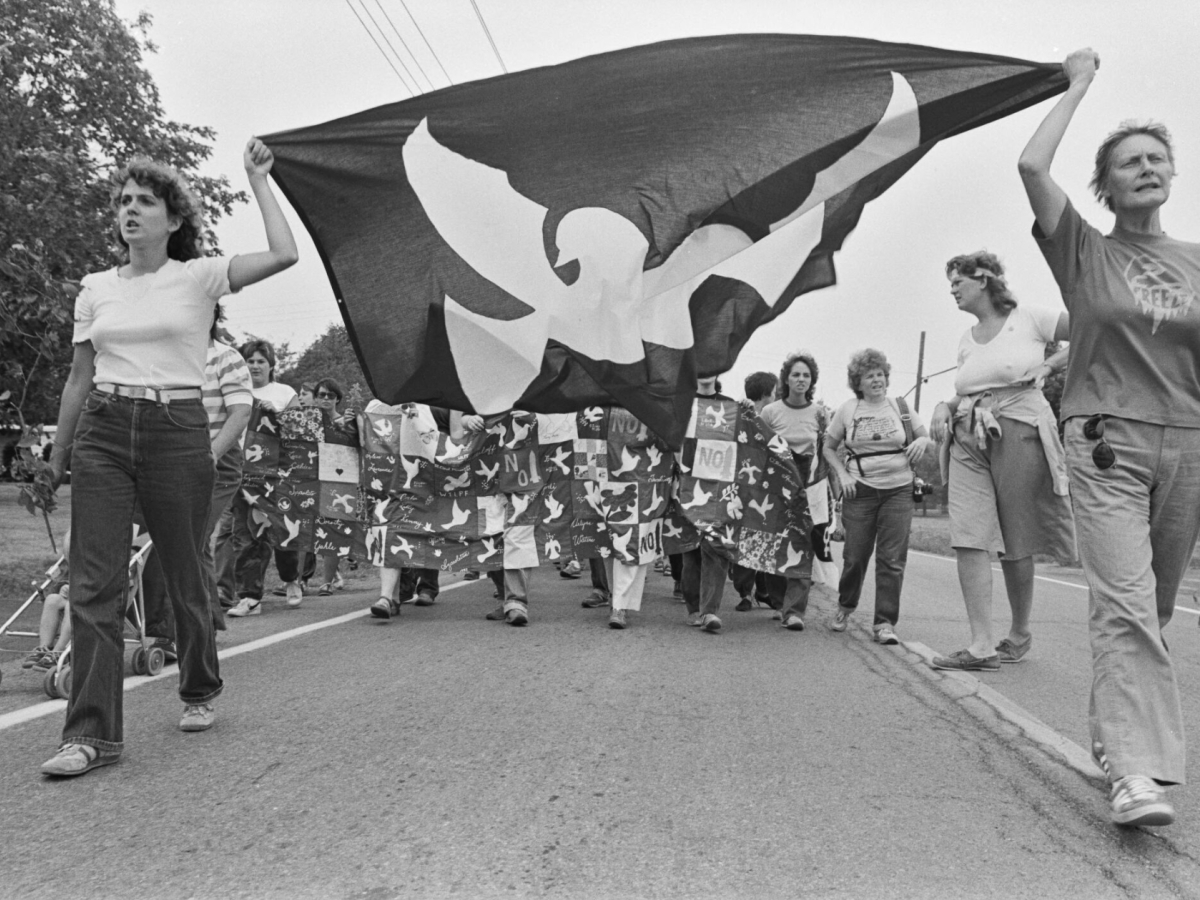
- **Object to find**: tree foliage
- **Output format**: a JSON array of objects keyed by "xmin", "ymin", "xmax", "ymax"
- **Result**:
[
  {"xmin": 279, "ymin": 323, "xmax": 372, "ymax": 407},
  {"xmin": 0, "ymin": 0, "xmax": 245, "ymax": 427}
]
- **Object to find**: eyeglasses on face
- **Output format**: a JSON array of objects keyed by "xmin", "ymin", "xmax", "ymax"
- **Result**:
[
  {"xmin": 315, "ymin": 391, "xmax": 337, "ymax": 400},
  {"xmin": 1083, "ymin": 415, "xmax": 1116, "ymax": 470}
]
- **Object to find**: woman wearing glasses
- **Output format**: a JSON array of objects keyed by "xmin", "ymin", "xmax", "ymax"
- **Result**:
[
  {"xmin": 1020, "ymin": 49, "xmax": 1200, "ymax": 828},
  {"xmin": 929, "ymin": 251, "xmax": 1074, "ymax": 673}
]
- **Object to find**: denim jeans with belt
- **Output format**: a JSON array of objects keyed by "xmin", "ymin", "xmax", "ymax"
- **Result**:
[
  {"xmin": 835, "ymin": 483, "xmax": 913, "ymax": 626},
  {"xmin": 65, "ymin": 391, "xmax": 221, "ymax": 753}
]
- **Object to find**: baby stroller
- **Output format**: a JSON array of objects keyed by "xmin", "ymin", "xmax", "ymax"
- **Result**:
[
  {"xmin": 1, "ymin": 535, "xmax": 165, "ymax": 699},
  {"xmin": 0, "ymin": 553, "xmax": 67, "ymax": 690}
]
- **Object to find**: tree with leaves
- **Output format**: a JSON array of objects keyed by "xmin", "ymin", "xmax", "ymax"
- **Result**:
[
  {"xmin": 280, "ymin": 323, "xmax": 372, "ymax": 405},
  {"xmin": 0, "ymin": 0, "xmax": 245, "ymax": 431}
]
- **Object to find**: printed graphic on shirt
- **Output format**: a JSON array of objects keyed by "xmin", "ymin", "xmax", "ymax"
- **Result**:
[
  {"xmin": 1125, "ymin": 253, "xmax": 1196, "ymax": 334},
  {"xmin": 851, "ymin": 414, "xmax": 900, "ymax": 443}
]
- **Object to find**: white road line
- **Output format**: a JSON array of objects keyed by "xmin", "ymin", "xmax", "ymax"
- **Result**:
[
  {"xmin": 910, "ymin": 550, "xmax": 1200, "ymax": 616},
  {"xmin": 0, "ymin": 580, "xmax": 472, "ymax": 734}
]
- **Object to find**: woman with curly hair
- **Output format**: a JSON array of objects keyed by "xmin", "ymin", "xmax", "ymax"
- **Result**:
[
  {"xmin": 758, "ymin": 351, "xmax": 827, "ymax": 630},
  {"xmin": 1020, "ymin": 48, "xmax": 1197, "ymax": 827},
  {"xmin": 823, "ymin": 349, "xmax": 933, "ymax": 644},
  {"xmin": 928, "ymin": 251, "xmax": 1074, "ymax": 675},
  {"xmin": 41, "ymin": 139, "xmax": 298, "ymax": 778}
]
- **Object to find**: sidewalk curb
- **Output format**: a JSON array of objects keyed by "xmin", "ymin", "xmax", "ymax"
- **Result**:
[{"xmin": 897, "ymin": 638, "xmax": 1105, "ymax": 782}]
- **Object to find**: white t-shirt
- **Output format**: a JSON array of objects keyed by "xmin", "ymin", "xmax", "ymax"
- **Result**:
[
  {"xmin": 759, "ymin": 399, "xmax": 820, "ymax": 455},
  {"xmin": 954, "ymin": 305, "xmax": 1061, "ymax": 396},
  {"xmin": 73, "ymin": 257, "xmax": 233, "ymax": 388},
  {"xmin": 252, "ymin": 381, "xmax": 297, "ymax": 412}
]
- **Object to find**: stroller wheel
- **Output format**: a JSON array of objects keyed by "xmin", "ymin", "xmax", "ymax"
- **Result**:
[
  {"xmin": 57, "ymin": 665, "xmax": 72, "ymax": 699},
  {"xmin": 131, "ymin": 647, "xmax": 148, "ymax": 676},
  {"xmin": 43, "ymin": 668, "xmax": 57, "ymax": 699},
  {"xmin": 146, "ymin": 647, "xmax": 165, "ymax": 676}
]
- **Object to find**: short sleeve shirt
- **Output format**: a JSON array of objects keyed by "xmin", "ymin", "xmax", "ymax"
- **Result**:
[
  {"xmin": 1035, "ymin": 201, "xmax": 1200, "ymax": 426},
  {"xmin": 73, "ymin": 257, "xmax": 233, "ymax": 388},
  {"xmin": 953, "ymin": 306, "xmax": 1061, "ymax": 396},
  {"xmin": 759, "ymin": 400, "xmax": 820, "ymax": 456},
  {"xmin": 827, "ymin": 398, "xmax": 921, "ymax": 490}
]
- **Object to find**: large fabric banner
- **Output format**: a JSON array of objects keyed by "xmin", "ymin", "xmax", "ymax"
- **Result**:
[{"xmin": 264, "ymin": 35, "xmax": 1066, "ymax": 446}]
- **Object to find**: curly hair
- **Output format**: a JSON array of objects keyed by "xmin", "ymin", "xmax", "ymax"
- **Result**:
[
  {"xmin": 945, "ymin": 250, "xmax": 1018, "ymax": 314},
  {"xmin": 239, "ymin": 339, "xmax": 277, "ymax": 381},
  {"xmin": 846, "ymin": 348, "xmax": 891, "ymax": 399},
  {"xmin": 778, "ymin": 351, "xmax": 819, "ymax": 404},
  {"xmin": 109, "ymin": 157, "xmax": 206, "ymax": 261},
  {"xmin": 1088, "ymin": 120, "xmax": 1175, "ymax": 212}
]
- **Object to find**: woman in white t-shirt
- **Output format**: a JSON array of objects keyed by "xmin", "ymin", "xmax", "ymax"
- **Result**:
[
  {"xmin": 928, "ymin": 251, "xmax": 1075, "ymax": 674},
  {"xmin": 823, "ymin": 349, "xmax": 932, "ymax": 645},
  {"xmin": 41, "ymin": 141, "xmax": 298, "ymax": 778}
]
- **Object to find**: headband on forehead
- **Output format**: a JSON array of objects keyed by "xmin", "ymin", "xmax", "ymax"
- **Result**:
[{"xmin": 954, "ymin": 264, "xmax": 1000, "ymax": 281}]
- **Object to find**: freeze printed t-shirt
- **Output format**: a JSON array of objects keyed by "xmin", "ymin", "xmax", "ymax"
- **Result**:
[
  {"xmin": 1035, "ymin": 200, "xmax": 1200, "ymax": 426},
  {"xmin": 954, "ymin": 306, "xmax": 1061, "ymax": 396},
  {"xmin": 828, "ymin": 398, "xmax": 919, "ymax": 490},
  {"xmin": 73, "ymin": 257, "xmax": 234, "ymax": 388}
]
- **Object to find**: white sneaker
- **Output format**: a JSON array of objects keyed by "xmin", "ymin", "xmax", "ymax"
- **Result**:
[
  {"xmin": 285, "ymin": 581, "xmax": 303, "ymax": 608},
  {"xmin": 227, "ymin": 598, "xmax": 261, "ymax": 617},
  {"xmin": 873, "ymin": 623, "xmax": 899, "ymax": 645}
]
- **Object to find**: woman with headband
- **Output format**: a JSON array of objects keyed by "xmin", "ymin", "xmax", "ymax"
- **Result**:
[{"xmin": 928, "ymin": 251, "xmax": 1074, "ymax": 674}]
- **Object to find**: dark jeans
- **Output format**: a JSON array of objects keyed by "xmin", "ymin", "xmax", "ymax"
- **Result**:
[
  {"xmin": 680, "ymin": 543, "xmax": 729, "ymax": 616},
  {"xmin": 144, "ymin": 448, "xmax": 244, "ymax": 637},
  {"xmin": 230, "ymin": 490, "xmax": 301, "ymax": 599},
  {"xmin": 836, "ymin": 483, "xmax": 913, "ymax": 626},
  {"xmin": 65, "ymin": 392, "xmax": 221, "ymax": 753},
  {"xmin": 731, "ymin": 565, "xmax": 769, "ymax": 602},
  {"xmin": 668, "ymin": 553, "xmax": 683, "ymax": 582},
  {"xmin": 398, "ymin": 567, "xmax": 439, "ymax": 601},
  {"xmin": 764, "ymin": 571, "xmax": 813, "ymax": 619}
]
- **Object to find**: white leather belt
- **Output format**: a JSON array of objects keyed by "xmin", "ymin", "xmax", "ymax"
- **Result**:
[{"xmin": 94, "ymin": 383, "xmax": 203, "ymax": 403}]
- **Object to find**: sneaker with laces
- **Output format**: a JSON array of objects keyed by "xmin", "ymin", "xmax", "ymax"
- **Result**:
[
  {"xmin": 783, "ymin": 614, "xmax": 805, "ymax": 631},
  {"xmin": 414, "ymin": 590, "xmax": 436, "ymax": 607},
  {"xmin": 735, "ymin": 597, "xmax": 753, "ymax": 612},
  {"xmin": 504, "ymin": 601, "xmax": 529, "ymax": 626},
  {"xmin": 226, "ymin": 597, "xmax": 261, "ymax": 617},
  {"xmin": 995, "ymin": 636, "xmax": 1032, "ymax": 663},
  {"xmin": 686, "ymin": 611, "xmax": 704, "ymax": 627},
  {"xmin": 830, "ymin": 607, "xmax": 851, "ymax": 632},
  {"xmin": 608, "ymin": 609, "xmax": 627, "ymax": 629},
  {"xmin": 1110, "ymin": 775, "xmax": 1175, "ymax": 827},
  {"xmin": 370, "ymin": 597, "xmax": 401, "ymax": 620},
  {"xmin": 559, "ymin": 559, "xmax": 582, "ymax": 579},
  {"xmin": 701, "ymin": 614, "xmax": 723, "ymax": 633},
  {"xmin": 463, "ymin": 570, "xmax": 481, "ymax": 581},
  {"xmin": 285, "ymin": 581, "xmax": 303, "ymax": 608},
  {"xmin": 180, "ymin": 703, "xmax": 215, "ymax": 732},
  {"xmin": 930, "ymin": 649, "xmax": 1000, "ymax": 671},
  {"xmin": 873, "ymin": 623, "xmax": 899, "ymax": 645},
  {"xmin": 23, "ymin": 646, "xmax": 52, "ymax": 669},
  {"xmin": 581, "ymin": 590, "xmax": 609, "ymax": 609}
]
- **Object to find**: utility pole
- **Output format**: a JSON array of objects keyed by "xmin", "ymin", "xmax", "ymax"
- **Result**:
[{"xmin": 914, "ymin": 331, "xmax": 926, "ymax": 412}]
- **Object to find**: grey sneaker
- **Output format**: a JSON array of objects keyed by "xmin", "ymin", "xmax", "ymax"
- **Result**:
[
  {"xmin": 701, "ymin": 614, "xmax": 723, "ymax": 633},
  {"xmin": 1110, "ymin": 775, "xmax": 1174, "ymax": 827},
  {"xmin": 581, "ymin": 590, "xmax": 610, "ymax": 609},
  {"xmin": 370, "ymin": 597, "xmax": 401, "ymax": 620},
  {"xmin": 830, "ymin": 607, "xmax": 851, "ymax": 632},
  {"xmin": 559, "ymin": 559, "xmax": 582, "ymax": 579},
  {"xmin": 608, "ymin": 609, "xmax": 627, "ymax": 629},
  {"xmin": 930, "ymin": 649, "xmax": 1000, "ymax": 671},
  {"xmin": 873, "ymin": 623, "xmax": 899, "ymax": 645},
  {"xmin": 782, "ymin": 614, "xmax": 805, "ymax": 631},
  {"xmin": 285, "ymin": 581, "xmax": 303, "ymax": 608},
  {"xmin": 686, "ymin": 611, "xmax": 704, "ymax": 627},
  {"xmin": 504, "ymin": 602, "xmax": 529, "ymax": 627},
  {"xmin": 415, "ymin": 590, "xmax": 436, "ymax": 607},
  {"xmin": 995, "ymin": 636, "xmax": 1032, "ymax": 663},
  {"xmin": 180, "ymin": 703, "xmax": 215, "ymax": 732}
]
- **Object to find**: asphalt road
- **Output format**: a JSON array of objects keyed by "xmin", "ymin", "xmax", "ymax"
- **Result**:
[{"xmin": 3, "ymin": 556, "xmax": 1200, "ymax": 899}]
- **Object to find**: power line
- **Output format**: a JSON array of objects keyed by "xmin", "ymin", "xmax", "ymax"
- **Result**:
[
  {"xmin": 357, "ymin": 0, "xmax": 424, "ymax": 93},
  {"xmin": 398, "ymin": 0, "xmax": 454, "ymax": 85},
  {"xmin": 372, "ymin": 0, "xmax": 437, "ymax": 92},
  {"xmin": 467, "ymin": 0, "xmax": 507, "ymax": 74},
  {"xmin": 343, "ymin": 0, "xmax": 415, "ymax": 95}
]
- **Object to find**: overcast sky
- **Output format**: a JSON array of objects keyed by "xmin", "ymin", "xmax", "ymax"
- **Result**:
[{"xmin": 112, "ymin": 0, "xmax": 1200, "ymax": 411}]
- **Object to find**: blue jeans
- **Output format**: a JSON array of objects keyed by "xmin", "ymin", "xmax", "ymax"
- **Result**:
[
  {"xmin": 65, "ymin": 392, "xmax": 221, "ymax": 753},
  {"xmin": 398, "ymin": 567, "xmax": 440, "ymax": 601},
  {"xmin": 836, "ymin": 483, "xmax": 913, "ymax": 627}
]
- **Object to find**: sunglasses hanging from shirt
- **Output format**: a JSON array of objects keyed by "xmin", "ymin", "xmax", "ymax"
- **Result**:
[{"xmin": 1083, "ymin": 415, "xmax": 1116, "ymax": 470}]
